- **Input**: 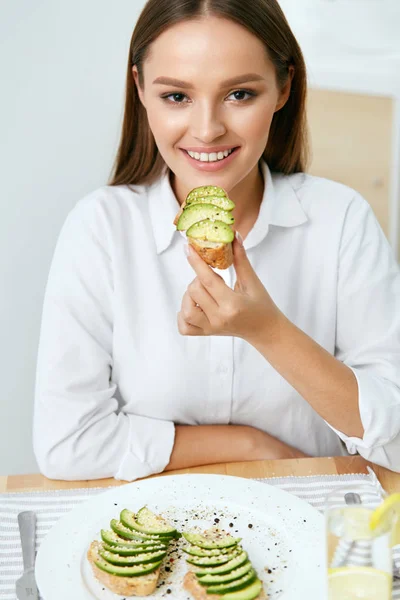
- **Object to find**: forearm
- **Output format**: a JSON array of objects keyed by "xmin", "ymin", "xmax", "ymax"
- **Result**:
[
  {"xmin": 250, "ymin": 313, "xmax": 363, "ymax": 438},
  {"xmin": 165, "ymin": 424, "xmax": 307, "ymax": 472}
]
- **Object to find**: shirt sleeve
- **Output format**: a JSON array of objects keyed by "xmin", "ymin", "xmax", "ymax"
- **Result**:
[
  {"xmin": 325, "ymin": 192, "xmax": 400, "ymax": 472},
  {"xmin": 33, "ymin": 198, "xmax": 175, "ymax": 481}
]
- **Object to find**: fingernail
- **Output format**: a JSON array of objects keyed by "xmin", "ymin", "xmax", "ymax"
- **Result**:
[
  {"xmin": 184, "ymin": 243, "xmax": 190, "ymax": 257},
  {"xmin": 235, "ymin": 231, "xmax": 244, "ymax": 246}
]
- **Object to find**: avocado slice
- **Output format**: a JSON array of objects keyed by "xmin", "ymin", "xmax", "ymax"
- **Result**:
[
  {"xmin": 182, "ymin": 545, "xmax": 233, "ymax": 557},
  {"xmin": 204, "ymin": 569, "xmax": 257, "ymax": 594},
  {"xmin": 121, "ymin": 508, "xmax": 180, "ymax": 539},
  {"xmin": 99, "ymin": 546, "xmax": 167, "ymax": 566},
  {"xmin": 186, "ymin": 195, "xmax": 235, "ymax": 212},
  {"xmin": 213, "ymin": 578, "xmax": 263, "ymax": 600},
  {"xmin": 101, "ymin": 529, "xmax": 164, "ymax": 548},
  {"xmin": 197, "ymin": 560, "xmax": 253, "ymax": 585},
  {"xmin": 177, "ymin": 203, "xmax": 234, "ymax": 231},
  {"xmin": 110, "ymin": 519, "xmax": 168, "ymax": 543},
  {"xmin": 183, "ymin": 531, "xmax": 241, "ymax": 550},
  {"xmin": 102, "ymin": 542, "xmax": 166, "ymax": 556},
  {"xmin": 136, "ymin": 507, "xmax": 181, "ymax": 538},
  {"xmin": 186, "ymin": 547, "xmax": 241, "ymax": 567},
  {"xmin": 186, "ymin": 219, "xmax": 234, "ymax": 244},
  {"xmin": 186, "ymin": 185, "xmax": 228, "ymax": 202},
  {"xmin": 94, "ymin": 555, "xmax": 163, "ymax": 578},
  {"xmin": 193, "ymin": 551, "xmax": 248, "ymax": 575}
]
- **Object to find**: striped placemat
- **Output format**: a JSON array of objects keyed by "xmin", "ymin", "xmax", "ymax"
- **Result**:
[{"xmin": 1, "ymin": 469, "xmax": 399, "ymax": 599}]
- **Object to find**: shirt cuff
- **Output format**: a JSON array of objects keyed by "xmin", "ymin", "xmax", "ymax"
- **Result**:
[
  {"xmin": 114, "ymin": 414, "xmax": 176, "ymax": 481},
  {"xmin": 324, "ymin": 366, "xmax": 400, "ymax": 454}
]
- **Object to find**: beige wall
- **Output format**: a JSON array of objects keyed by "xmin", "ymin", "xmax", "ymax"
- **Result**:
[{"xmin": 306, "ymin": 89, "xmax": 394, "ymax": 241}]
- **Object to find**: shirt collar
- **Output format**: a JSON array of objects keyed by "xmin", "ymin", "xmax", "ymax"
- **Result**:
[
  {"xmin": 148, "ymin": 159, "xmax": 308, "ymax": 255},
  {"xmin": 244, "ymin": 159, "xmax": 308, "ymax": 250},
  {"xmin": 148, "ymin": 166, "xmax": 181, "ymax": 255}
]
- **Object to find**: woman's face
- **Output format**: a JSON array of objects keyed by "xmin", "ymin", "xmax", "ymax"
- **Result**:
[{"xmin": 133, "ymin": 16, "xmax": 290, "ymax": 199}]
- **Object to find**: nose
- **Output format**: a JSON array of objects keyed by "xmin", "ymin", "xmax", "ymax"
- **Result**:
[{"xmin": 189, "ymin": 101, "xmax": 227, "ymax": 143}]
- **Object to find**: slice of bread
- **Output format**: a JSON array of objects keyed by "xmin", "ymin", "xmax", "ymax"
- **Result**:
[
  {"xmin": 188, "ymin": 238, "xmax": 233, "ymax": 270},
  {"xmin": 87, "ymin": 540, "xmax": 161, "ymax": 597},
  {"xmin": 183, "ymin": 570, "xmax": 267, "ymax": 600}
]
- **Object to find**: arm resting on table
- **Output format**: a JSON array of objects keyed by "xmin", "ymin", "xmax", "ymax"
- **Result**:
[
  {"xmin": 165, "ymin": 424, "xmax": 307, "ymax": 472},
  {"xmin": 33, "ymin": 200, "xmax": 176, "ymax": 481}
]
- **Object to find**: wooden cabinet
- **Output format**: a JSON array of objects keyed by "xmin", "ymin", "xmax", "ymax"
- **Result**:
[{"xmin": 306, "ymin": 89, "xmax": 394, "ymax": 240}]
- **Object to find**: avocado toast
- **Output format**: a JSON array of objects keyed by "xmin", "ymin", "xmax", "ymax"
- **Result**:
[
  {"xmin": 87, "ymin": 506, "xmax": 181, "ymax": 596},
  {"xmin": 182, "ymin": 527, "xmax": 266, "ymax": 599},
  {"xmin": 174, "ymin": 185, "xmax": 236, "ymax": 269}
]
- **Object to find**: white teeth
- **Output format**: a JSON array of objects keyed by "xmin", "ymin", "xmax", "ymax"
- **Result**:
[{"xmin": 187, "ymin": 148, "xmax": 235, "ymax": 162}]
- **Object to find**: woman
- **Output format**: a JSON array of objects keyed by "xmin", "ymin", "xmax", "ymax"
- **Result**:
[{"xmin": 33, "ymin": 0, "xmax": 400, "ymax": 481}]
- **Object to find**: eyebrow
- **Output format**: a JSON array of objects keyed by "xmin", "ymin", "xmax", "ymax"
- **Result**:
[{"xmin": 152, "ymin": 73, "xmax": 265, "ymax": 89}]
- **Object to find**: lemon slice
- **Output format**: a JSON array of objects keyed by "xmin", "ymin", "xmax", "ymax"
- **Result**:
[
  {"xmin": 369, "ymin": 493, "xmax": 400, "ymax": 546},
  {"xmin": 328, "ymin": 567, "xmax": 392, "ymax": 600}
]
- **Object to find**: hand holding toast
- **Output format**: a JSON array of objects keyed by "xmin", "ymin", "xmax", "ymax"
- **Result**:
[{"xmin": 178, "ymin": 237, "xmax": 283, "ymax": 346}]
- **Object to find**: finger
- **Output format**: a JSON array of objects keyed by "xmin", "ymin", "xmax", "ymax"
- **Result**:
[
  {"xmin": 177, "ymin": 311, "xmax": 205, "ymax": 336},
  {"xmin": 186, "ymin": 245, "xmax": 227, "ymax": 304},
  {"xmin": 188, "ymin": 278, "xmax": 218, "ymax": 317},
  {"xmin": 233, "ymin": 236, "xmax": 261, "ymax": 292},
  {"xmin": 181, "ymin": 291, "xmax": 209, "ymax": 328}
]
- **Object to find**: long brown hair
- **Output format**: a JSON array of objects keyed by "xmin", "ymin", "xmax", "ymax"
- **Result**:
[{"xmin": 108, "ymin": 0, "xmax": 309, "ymax": 187}]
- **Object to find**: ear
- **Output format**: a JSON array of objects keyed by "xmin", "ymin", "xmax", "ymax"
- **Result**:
[
  {"xmin": 132, "ymin": 65, "xmax": 146, "ymax": 107},
  {"xmin": 275, "ymin": 65, "xmax": 295, "ymax": 112}
]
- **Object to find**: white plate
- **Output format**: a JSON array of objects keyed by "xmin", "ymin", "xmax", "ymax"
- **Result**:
[{"xmin": 35, "ymin": 474, "xmax": 327, "ymax": 599}]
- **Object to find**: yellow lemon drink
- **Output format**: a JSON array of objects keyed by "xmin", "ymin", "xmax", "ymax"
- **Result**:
[{"xmin": 326, "ymin": 504, "xmax": 393, "ymax": 600}]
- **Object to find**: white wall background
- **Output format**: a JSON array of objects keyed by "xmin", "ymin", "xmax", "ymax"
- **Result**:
[{"xmin": 1, "ymin": 0, "xmax": 398, "ymax": 476}]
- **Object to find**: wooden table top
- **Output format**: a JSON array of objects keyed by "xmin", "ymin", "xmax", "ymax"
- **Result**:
[{"xmin": 1, "ymin": 456, "xmax": 399, "ymax": 494}]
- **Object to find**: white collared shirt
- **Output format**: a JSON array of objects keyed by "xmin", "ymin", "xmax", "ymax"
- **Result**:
[{"xmin": 33, "ymin": 160, "xmax": 400, "ymax": 480}]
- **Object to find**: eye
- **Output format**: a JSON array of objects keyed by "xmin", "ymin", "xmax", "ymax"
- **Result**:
[
  {"xmin": 161, "ymin": 93, "xmax": 189, "ymax": 104},
  {"xmin": 227, "ymin": 89, "xmax": 256, "ymax": 102}
]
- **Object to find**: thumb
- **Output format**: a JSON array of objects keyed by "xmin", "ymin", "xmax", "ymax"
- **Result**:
[{"xmin": 232, "ymin": 232, "xmax": 259, "ymax": 292}]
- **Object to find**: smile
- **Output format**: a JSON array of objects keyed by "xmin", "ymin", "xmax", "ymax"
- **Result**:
[{"xmin": 185, "ymin": 148, "xmax": 236, "ymax": 163}]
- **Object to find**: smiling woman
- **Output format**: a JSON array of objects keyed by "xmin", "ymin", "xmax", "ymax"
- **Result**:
[
  {"xmin": 33, "ymin": 0, "xmax": 400, "ymax": 489},
  {"xmin": 132, "ymin": 14, "xmax": 296, "ymax": 210}
]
